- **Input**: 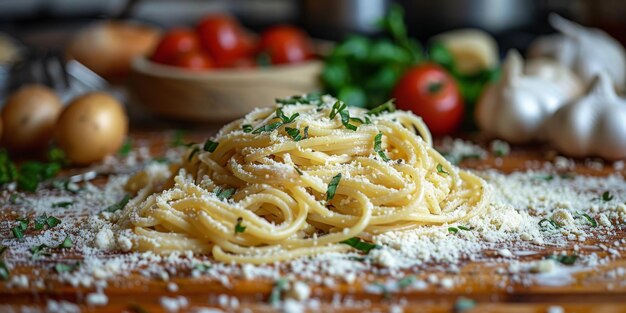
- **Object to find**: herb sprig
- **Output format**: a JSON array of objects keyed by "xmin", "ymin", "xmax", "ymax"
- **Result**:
[
  {"xmin": 374, "ymin": 132, "xmax": 390, "ymax": 161},
  {"xmin": 326, "ymin": 173, "xmax": 342, "ymax": 201},
  {"xmin": 341, "ymin": 237, "xmax": 381, "ymax": 253}
]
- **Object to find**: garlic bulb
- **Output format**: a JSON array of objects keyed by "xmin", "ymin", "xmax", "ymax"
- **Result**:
[
  {"xmin": 528, "ymin": 14, "xmax": 626, "ymax": 89},
  {"xmin": 547, "ymin": 73, "xmax": 626, "ymax": 160},
  {"xmin": 475, "ymin": 50, "xmax": 573, "ymax": 143},
  {"xmin": 432, "ymin": 28, "xmax": 499, "ymax": 76},
  {"xmin": 524, "ymin": 58, "xmax": 584, "ymax": 99}
]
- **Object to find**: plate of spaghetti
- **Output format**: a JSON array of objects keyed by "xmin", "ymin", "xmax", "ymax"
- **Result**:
[{"xmin": 115, "ymin": 94, "xmax": 490, "ymax": 264}]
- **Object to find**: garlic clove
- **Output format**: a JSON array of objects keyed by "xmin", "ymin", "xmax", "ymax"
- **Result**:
[{"xmin": 524, "ymin": 58, "xmax": 584, "ymax": 99}]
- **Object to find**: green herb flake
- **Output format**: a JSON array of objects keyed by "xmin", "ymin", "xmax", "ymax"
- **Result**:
[
  {"xmin": 275, "ymin": 108, "xmax": 299, "ymax": 124},
  {"xmin": 193, "ymin": 263, "xmax": 211, "ymax": 272},
  {"xmin": 188, "ymin": 146, "xmax": 200, "ymax": 161},
  {"xmin": 326, "ymin": 173, "xmax": 342, "ymax": 201},
  {"xmin": 294, "ymin": 166, "xmax": 304, "ymax": 176},
  {"xmin": 234, "ymin": 217, "xmax": 246, "ymax": 234},
  {"xmin": 54, "ymin": 262, "xmax": 80, "ymax": 273},
  {"xmin": 339, "ymin": 110, "xmax": 358, "ymax": 131},
  {"xmin": 52, "ymin": 201, "xmax": 73, "ymax": 208},
  {"xmin": 252, "ymin": 121, "xmax": 283, "ymax": 134},
  {"xmin": 118, "ymin": 139, "xmax": 133, "ymax": 157},
  {"xmin": 203, "ymin": 139, "xmax": 219, "ymax": 152},
  {"xmin": 46, "ymin": 216, "xmax": 61, "ymax": 228},
  {"xmin": 30, "ymin": 244, "xmax": 51, "ymax": 260},
  {"xmin": 547, "ymin": 254, "xmax": 578, "ymax": 265},
  {"xmin": 275, "ymin": 93, "xmax": 322, "ymax": 106},
  {"xmin": 269, "ymin": 278, "xmax": 289, "ymax": 304},
  {"xmin": 580, "ymin": 213, "xmax": 597, "ymax": 228},
  {"xmin": 215, "ymin": 187, "xmax": 236, "ymax": 201},
  {"xmin": 104, "ymin": 194, "xmax": 131, "ymax": 213},
  {"xmin": 329, "ymin": 101, "xmax": 348, "ymax": 119},
  {"xmin": 436, "ymin": 163, "xmax": 449, "ymax": 175},
  {"xmin": 285, "ymin": 127, "xmax": 303, "ymax": 141},
  {"xmin": 397, "ymin": 276, "xmax": 415, "ymax": 289},
  {"xmin": 373, "ymin": 132, "xmax": 390, "ymax": 161},
  {"xmin": 341, "ymin": 237, "xmax": 380, "ymax": 253},
  {"xmin": 11, "ymin": 226, "xmax": 24, "ymax": 240},
  {"xmin": 448, "ymin": 227, "xmax": 458, "ymax": 234},
  {"xmin": 58, "ymin": 235, "xmax": 73, "ymax": 249},
  {"xmin": 366, "ymin": 100, "xmax": 396, "ymax": 116},
  {"xmin": 601, "ymin": 191, "xmax": 614, "ymax": 202},
  {"xmin": 0, "ymin": 261, "xmax": 8, "ymax": 280},
  {"xmin": 242, "ymin": 124, "xmax": 253, "ymax": 133},
  {"xmin": 538, "ymin": 218, "xmax": 561, "ymax": 230}
]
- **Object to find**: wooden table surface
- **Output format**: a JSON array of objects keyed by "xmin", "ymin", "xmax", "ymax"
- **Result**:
[{"xmin": 1, "ymin": 130, "xmax": 626, "ymax": 313}]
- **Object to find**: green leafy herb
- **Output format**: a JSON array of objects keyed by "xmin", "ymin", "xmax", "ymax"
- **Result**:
[
  {"xmin": 203, "ymin": 139, "xmax": 219, "ymax": 152},
  {"xmin": 448, "ymin": 227, "xmax": 459, "ymax": 234},
  {"xmin": 242, "ymin": 124, "xmax": 253, "ymax": 133},
  {"xmin": 30, "ymin": 244, "xmax": 51, "ymax": 260},
  {"xmin": 104, "ymin": 194, "xmax": 131, "ymax": 213},
  {"xmin": 276, "ymin": 93, "xmax": 322, "ymax": 106},
  {"xmin": 367, "ymin": 100, "xmax": 396, "ymax": 116},
  {"xmin": 58, "ymin": 235, "xmax": 73, "ymax": 249},
  {"xmin": 11, "ymin": 225, "xmax": 24, "ymax": 240},
  {"xmin": 326, "ymin": 173, "xmax": 342, "ymax": 201},
  {"xmin": 0, "ymin": 150, "xmax": 18, "ymax": 185},
  {"xmin": 339, "ymin": 110, "xmax": 358, "ymax": 131},
  {"xmin": 215, "ymin": 187, "xmax": 236, "ymax": 201},
  {"xmin": 47, "ymin": 147, "xmax": 67, "ymax": 165},
  {"xmin": 54, "ymin": 262, "xmax": 80, "ymax": 273},
  {"xmin": 580, "ymin": 213, "xmax": 598, "ymax": 227},
  {"xmin": 118, "ymin": 139, "xmax": 133, "ymax": 157},
  {"xmin": 252, "ymin": 121, "xmax": 283, "ymax": 134},
  {"xmin": 46, "ymin": 216, "xmax": 61, "ymax": 228},
  {"xmin": 234, "ymin": 217, "xmax": 246, "ymax": 234},
  {"xmin": 373, "ymin": 132, "xmax": 390, "ymax": 161},
  {"xmin": 547, "ymin": 254, "xmax": 578, "ymax": 265},
  {"xmin": 0, "ymin": 261, "xmax": 8, "ymax": 280},
  {"xmin": 285, "ymin": 127, "xmax": 303, "ymax": 141},
  {"xmin": 341, "ymin": 237, "xmax": 380, "ymax": 253},
  {"xmin": 269, "ymin": 278, "xmax": 289, "ymax": 304},
  {"xmin": 52, "ymin": 201, "xmax": 73, "ymax": 208},
  {"xmin": 397, "ymin": 276, "xmax": 415, "ymax": 289},
  {"xmin": 458, "ymin": 226, "xmax": 471, "ymax": 231},
  {"xmin": 275, "ymin": 107, "xmax": 299, "ymax": 124},
  {"xmin": 601, "ymin": 191, "xmax": 614, "ymax": 202},
  {"xmin": 16, "ymin": 161, "xmax": 62, "ymax": 192},
  {"xmin": 193, "ymin": 263, "xmax": 211, "ymax": 272},
  {"xmin": 436, "ymin": 164, "xmax": 449, "ymax": 175},
  {"xmin": 329, "ymin": 101, "xmax": 348, "ymax": 119},
  {"xmin": 538, "ymin": 218, "xmax": 561, "ymax": 230}
]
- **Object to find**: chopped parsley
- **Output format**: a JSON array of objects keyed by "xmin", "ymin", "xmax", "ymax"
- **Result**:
[
  {"xmin": 373, "ymin": 132, "xmax": 390, "ymax": 161},
  {"xmin": 242, "ymin": 124, "xmax": 253, "ymax": 133},
  {"xmin": 193, "ymin": 263, "xmax": 211, "ymax": 272},
  {"xmin": 366, "ymin": 99, "xmax": 396, "ymax": 116},
  {"xmin": 326, "ymin": 173, "xmax": 342, "ymax": 201},
  {"xmin": 436, "ymin": 164, "xmax": 449, "ymax": 175},
  {"xmin": 251, "ymin": 108, "xmax": 300, "ymax": 134},
  {"xmin": 275, "ymin": 107, "xmax": 299, "ymax": 124},
  {"xmin": 252, "ymin": 121, "xmax": 283, "ymax": 134},
  {"xmin": 448, "ymin": 226, "xmax": 471, "ymax": 234},
  {"xmin": 275, "ymin": 93, "xmax": 322, "ymax": 106},
  {"xmin": 600, "ymin": 191, "xmax": 614, "ymax": 202},
  {"xmin": 118, "ymin": 139, "xmax": 133, "ymax": 156},
  {"xmin": 285, "ymin": 127, "xmax": 303, "ymax": 141},
  {"xmin": 538, "ymin": 218, "xmax": 561, "ymax": 230},
  {"xmin": 104, "ymin": 194, "xmax": 131, "ymax": 213},
  {"xmin": 30, "ymin": 244, "xmax": 51, "ymax": 260},
  {"xmin": 547, "ymin": 254, "xmax": 578, "ymax": 265},
  {"xmin": 54, "ymin": 262, "xmax": 80, "ymax": 273},
  {"xmin": 579, "ymin": 213, "xmax": 597, "ymax": 227},
  {"xmin": 341, "ymin": 237, "xmax": 380, "ymax": 253},
  {"xmin": 339, "ymin": 110, "xmax": 358, "ymax": 131},
  {"xmin": 52, "ymin": 201, "xmax": 73, "ymax": 208},
  {"xmin": 203, "ymin": 139, "xmax": 219, "ymax": 152},
  {"xmin": 269, "ymin": 278, "xmax": 288, "ymax": 304},
  {"xmin": 329, "ymin": 101, "xmax": 348, "ymax": 119},
  {"xmin": 58, "ymin": 235, "xmax": 73, "ymax": 249},
  {"xmin": 397, "ymin": 276, "xmax": 415, "ymax": 289},
  {"xmin": 215, "ymin": 187, "xmax": 236, "ymax": 201},
  {"xmin": 11, "ymin": 225, "xmax": 24, "ymax": 240},
  {"xmin": 234, "ymin": 217, "xmax": 246, "ymax": 234}
]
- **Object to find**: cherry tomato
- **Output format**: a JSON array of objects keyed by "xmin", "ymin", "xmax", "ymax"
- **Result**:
[
  {"xmin": 151, "ymin": 29, "xmax": 200, "ymax": 65},
  {"xmin": 258, "ymin": 25, "xmax": 314, "ymax": 65},
  {"xmin": 392, "ymin": 63, "xmax": 464, "ymax": 136},
  {"xmin": 196, "ymin": 15, "xmax": 254, "ymax": 67},
  {"xmin": 173, "ymin": 51, "xmax": 213, "ymax": 71}
]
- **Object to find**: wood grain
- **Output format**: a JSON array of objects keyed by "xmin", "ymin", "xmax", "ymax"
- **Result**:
[{"xmin": 1, "ymin": 131, "xmax": 626, "ymax": 313}]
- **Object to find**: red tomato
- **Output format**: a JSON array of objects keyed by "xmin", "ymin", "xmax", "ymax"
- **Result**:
[
  {"xmin": 173, "ymin": 51, "xmax": 213, "ymax": 71},
  {"xmin": 151, "ymin": 29, "xmax": 200, "ymax": 65},
  {"xmin": 196, "ymin": 15, "xmax": 254, "ymax": 67},
  {"xmin": 392, "ymin": 63, "xmax": 464, "ymax": 136},
  {"xmin": 258, "ymin": 25, "xmax": 314, "ymax": 65}
]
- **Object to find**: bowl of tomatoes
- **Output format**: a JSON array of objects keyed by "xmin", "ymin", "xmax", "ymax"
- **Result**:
[{"xmin": 130, "ymin": 14, "xmax": 324, "ymax": 122}]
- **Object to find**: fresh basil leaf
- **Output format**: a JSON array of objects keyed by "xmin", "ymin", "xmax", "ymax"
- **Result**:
[
  {"xmin": 341, "ymin": 237, "xmax": 380, "ymax": 253},
  {"xmin": 215, "ymin": 187, "xmax": 236, "ymax": 201},
  {"xmin": 374, "ymin": 132, "xmax": 390, "ymax": 161},
  {"xmin": 234, "ymin": 217, "xmax": 246, "ymax": 234},
  {"xmin": 203, "ymin": 139, "xmax": 219, "ymax": 152},
  {"xmin": 326, "ymin": 173, "xmax": 342, "ymax": 201}
]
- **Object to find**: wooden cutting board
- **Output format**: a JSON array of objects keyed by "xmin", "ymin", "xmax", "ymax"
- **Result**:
[{"xmin": 1, "ymin": 130, "xmax": 625, "ymax": 313}]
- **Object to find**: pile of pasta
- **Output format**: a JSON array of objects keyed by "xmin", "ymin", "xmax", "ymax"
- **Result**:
[{"xmin": 116, "ymin": 95, "xmax": 490, "ymax": 264}]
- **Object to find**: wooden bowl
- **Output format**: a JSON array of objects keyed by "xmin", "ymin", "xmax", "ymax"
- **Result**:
[{"xmin": 129, "ymin": 57, "xmax": 323, "ymax": 123}]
